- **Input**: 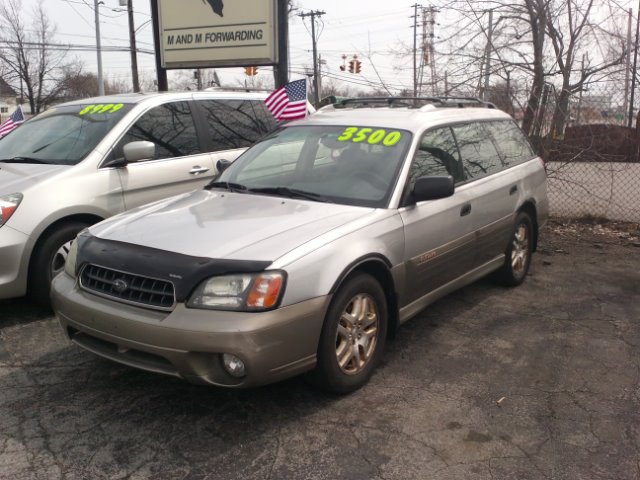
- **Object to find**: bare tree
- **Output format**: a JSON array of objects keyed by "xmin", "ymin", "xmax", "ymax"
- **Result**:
[
  {"xmin": 545, "ymin": 0, "xmax": 625, "ymax": 137},
  {"xmin": 58, "ymin": 65, "xmax": 129, "ymax": 100},
  {"xmin": 0, "ymin": 0, "xmax": 78, "ymax": 113},
  {"xmin": 437, "ymin": 0, "xmax": 625, "ymax": 138}
]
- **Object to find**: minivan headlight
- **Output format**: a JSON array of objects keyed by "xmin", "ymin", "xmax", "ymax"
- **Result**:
[
  {"xmin": 0, "ymin": 193, "xmax": 23, "ymax": 227},
  {"xmin": 64, "ymin": 237, "xmax": 79, "ymax": 278},
  {"xmin": 187, "ymin": 272, "xmax": 286, "ymax": 311}
]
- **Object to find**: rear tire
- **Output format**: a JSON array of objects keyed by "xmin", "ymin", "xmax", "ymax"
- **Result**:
[
  {"xmin": 309, "ymin": 273, "xmax": 388, "ymax": 394},
  {"xmin": 493, "ymin": 212, "xmax": 533, "ymax": 287},
  {"xmin": 29, "ymin": 222, "xmax": 88, "ymax": 308}
]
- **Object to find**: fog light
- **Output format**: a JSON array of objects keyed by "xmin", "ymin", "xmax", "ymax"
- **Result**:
[{"xmin": 221, "ymin": 353, "xmax": 246, "ymax": 378}]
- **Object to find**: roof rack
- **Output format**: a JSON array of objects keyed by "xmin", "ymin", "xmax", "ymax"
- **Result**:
[{"xmin": 334, "ymin": 96, "xmax": 496, "ymax": 109}]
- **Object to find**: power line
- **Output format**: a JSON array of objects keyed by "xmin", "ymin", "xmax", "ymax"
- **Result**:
[{"xmin": 0, "ymin": 40, "xmax": 154, "ymax": 55}]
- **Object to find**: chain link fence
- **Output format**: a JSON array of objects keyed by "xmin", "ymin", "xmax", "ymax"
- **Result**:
[{"xmin": 515, "ymin": 83, "xmax": 640, "ymax": 223}]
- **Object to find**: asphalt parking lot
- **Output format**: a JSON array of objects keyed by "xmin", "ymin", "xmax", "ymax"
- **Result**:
[{"xmin": 1, "ymin": 222, "xmax": 639, "ymax": 480}]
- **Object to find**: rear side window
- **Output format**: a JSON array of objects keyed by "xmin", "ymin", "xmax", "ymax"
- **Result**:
[
  {"xmin": 484, "ymin": 120, "xmax": 535, "ymax": 167},
  {"xmin": 198, "ymin": 100, "xmax": 278, "ymax": 152},
  {"xmin": 115, "ymin": 101, "xmax": 200, "ymax": 161},
  {"xmin": 452, "ymin": 122, "xmax": 502, "ymax": 180}
]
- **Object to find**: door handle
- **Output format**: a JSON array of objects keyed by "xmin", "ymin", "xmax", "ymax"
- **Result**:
[
  {"xmin": 460, "ymin": 204, "xmax": 472, "ymax": 216},
  {"xmin": 509, "ymin": 185, "xmax": 518, "ymax": 195},
  {"xmin": 189, "ymin": 166, "xmax": 210, "ymax": 175}
]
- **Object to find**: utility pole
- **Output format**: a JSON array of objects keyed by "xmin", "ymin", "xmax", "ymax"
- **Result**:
[
  {"xmin": 483, "ymin": 9, "xmax": 493, "ymax": 100},
  {"xmin": 94, "ymin": 0, "xmax": 105, "ymax": 95},
  {"xmin": 411, "ymin": 4, "xmax": 421, "ymax": 97},
  {"xmin": 624, "ymin": 8, "xmax": 632, "ymax": 124},
  {"xmin": 299, "ymin": 10, "xmax": 325, "ymax": 107},
  {"xmin": 126, "ymin": 0, "xmax": 140, "ymax": 92}
]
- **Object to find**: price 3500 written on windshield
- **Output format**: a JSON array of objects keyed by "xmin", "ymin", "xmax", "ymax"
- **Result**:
[{"xmin": 337, "ymin": 127, "xmax": 402, "ymax": 147}]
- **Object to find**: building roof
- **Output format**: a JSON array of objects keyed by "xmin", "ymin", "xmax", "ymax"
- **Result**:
[{"xmin": 0, "ymin": 78, "xmax": 17, "ymax": 97}]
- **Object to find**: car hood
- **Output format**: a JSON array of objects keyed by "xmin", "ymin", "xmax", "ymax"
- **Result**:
[
  {"xmin": 0, "ymin": 162, "xmax": 69, "ymax": 195},
  {"xmin": 91, "ymin": 189, "xmax": 376, "ymax": 261}
]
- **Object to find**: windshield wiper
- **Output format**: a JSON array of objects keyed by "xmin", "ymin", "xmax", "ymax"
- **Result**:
[
  {"xmin": 205, "ymin": 181, "xmax": 248, "ymax": 193},
  {"xmin": 0, "ymin": 157, "xmax": 49, "ymax": 164},
  {"xmin": 248, "ymin": 186, "xmax": 329, "ymax": 203}
]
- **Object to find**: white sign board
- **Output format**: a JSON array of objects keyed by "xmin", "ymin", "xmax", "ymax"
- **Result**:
[{"xmin": 157, "ymin": 0, "xmax": 277, "ymax": 69}]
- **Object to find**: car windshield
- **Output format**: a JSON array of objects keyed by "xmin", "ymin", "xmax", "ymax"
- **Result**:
[
  {"xmin": 0, "ymin": 103, "xmax": 134, "ymax": 165},
  {"xmin": 217, "ymin": 125, "xmax": 412, "ymax": 208}
]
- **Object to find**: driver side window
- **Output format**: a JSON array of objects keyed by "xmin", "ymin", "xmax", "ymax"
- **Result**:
[{"xmin": 410, "ymin": 127, "xmax": 464, "ymax": 186}]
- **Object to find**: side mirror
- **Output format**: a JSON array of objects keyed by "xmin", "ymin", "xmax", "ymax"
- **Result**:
[
  {"xmin": 216, "ymin": 159, "xmax": 232, "ymax": 173},
  {"xmin": 411, "ymin": 176, "xmax": 455, "ymax": 202},
  {"xmin": 123, "ymin": 141, "xmax": 155, "ymax": 163}
]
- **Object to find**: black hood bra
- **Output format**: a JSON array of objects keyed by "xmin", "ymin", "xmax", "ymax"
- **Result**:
[{"xmin": 75, "ymin": 233, "xmax": 271, "ymax": 302}]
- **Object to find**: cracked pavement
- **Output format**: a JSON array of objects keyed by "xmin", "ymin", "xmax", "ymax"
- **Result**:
[{"xmin": 1, "ymin": 224, "xmax": 639, "ymax": 479}]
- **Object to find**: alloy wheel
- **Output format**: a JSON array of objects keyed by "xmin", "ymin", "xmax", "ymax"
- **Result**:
[{"xmin": 335, "ymin": 293, "xmax": 379, "ymax": 375}]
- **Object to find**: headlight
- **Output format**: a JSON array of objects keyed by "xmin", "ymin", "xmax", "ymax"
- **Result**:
[
  {"xmin": 0, "ymin": 193, "xmax": 23, "ymax": 227},
  {"xmin": 64, "ymin": 236, "xmax": 79, "ymax": 278},
  {"xmin": 187, "ymin": 271, "xmax": 286, "ymax": 311}
]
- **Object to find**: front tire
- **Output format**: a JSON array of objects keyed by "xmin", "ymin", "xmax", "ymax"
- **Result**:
[
  {"xmin": 310, "ymin": 273, "xmax": 388, "ymax": 394},
  {"xmin": 493, "ymin": 212, "xmax": 533, "ymax": 287},
  {"xmin": 29, "ymin": 222, "xmax": 88, "ymax": 308}
]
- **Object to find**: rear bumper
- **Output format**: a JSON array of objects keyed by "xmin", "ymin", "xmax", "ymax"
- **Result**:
[
  {"xmin": 51, "ymin": 272, "xmax": 331, "ymax": 388},
  {"xmin": 0, "ymin": 225, "xmax": 32, "ymax": 299}
]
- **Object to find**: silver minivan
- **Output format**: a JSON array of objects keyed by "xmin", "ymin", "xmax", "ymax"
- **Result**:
[
  {"xmin": 0, "ymin": 91, "xmax": 278, "ymax": 306},
  {"xmin": 52, "ymin": 97, "xmax": 549, "ymax": 393}
]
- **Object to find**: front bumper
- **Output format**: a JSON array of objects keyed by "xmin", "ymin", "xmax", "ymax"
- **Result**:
[
  {"xmin": 0, "ymin": 225, "xmax": 32, "ymax": 299},
  {"xmin": 51, "ymin": 273, "xmax": 331, "ymax": 388}
]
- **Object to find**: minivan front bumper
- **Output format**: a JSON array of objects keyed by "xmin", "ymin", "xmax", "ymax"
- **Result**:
[
  {"xmin": 51, "ymin": 273, "xmax": 331, "ymax": 388},
  {"xmin": 0, "ymin": 225, "xmax": 32, "ymax": 299}
]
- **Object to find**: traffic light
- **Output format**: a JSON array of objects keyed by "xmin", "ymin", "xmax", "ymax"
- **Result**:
[
  {"xmin": 348, "ymin": 60, "xmax": 355, "ymax": 73},
  {"xmin": 244, "ymin": 66, "xmax": 258, "ymax": 76},
  {"xmin": 355, "ymin": 60, "xmax": 362, "ymax": 74}
]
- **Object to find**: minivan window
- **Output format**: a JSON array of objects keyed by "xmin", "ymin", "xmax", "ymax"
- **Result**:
[
  {"xmin": 411, "ymin": 127, "xmax": 464, "ymax": 185},
  {"xmin": 114, "ymin": 101, "xmax": 200, "ymax": 161},
  {"xmin": 198, "ymin": 100, "xmax": 278, "ymax": 151},
  {"xmin": 485, "ymin": 120, "xmax": 535, "ymax": 167},
  {"xmin": 452, "ymin": 122, "xmax": 502, "ymax": 179},
  {"xmin": 0, "ymin": 104, "xmax": 134, "ymax": 165}
]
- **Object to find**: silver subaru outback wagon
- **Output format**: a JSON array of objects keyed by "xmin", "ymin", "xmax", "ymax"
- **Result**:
[{"xmin": 52, "ymin": 97, "xmax": 549, "ymax": 394}]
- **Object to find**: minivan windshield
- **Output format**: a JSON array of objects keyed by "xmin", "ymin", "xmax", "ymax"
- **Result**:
[
  {"xmin": 216, "ymin": 125, "xmax": 412, "ymax": 208},
  {"xmin": 0, "ymin": 103, "xmax": 134, "ymax": 165}
]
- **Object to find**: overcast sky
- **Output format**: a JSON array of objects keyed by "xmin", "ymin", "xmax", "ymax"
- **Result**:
[
  {"xmin": 19, "ymin": 0, "xmax": 421, "ymax": 93},
  {"xmin": 20, "ymin": 0, "xmax": 636, "ymax": 94}
]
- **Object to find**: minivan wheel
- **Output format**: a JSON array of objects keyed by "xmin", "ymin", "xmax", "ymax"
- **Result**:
[
  {"xmin": 29, "ymin": 221, "xmax": 88, "ymax": 309},
  {"xmin": 310, "ymin": 273, "xmax": 387, "ymax": 394},
  {"xmin": 493, "ymin": 212, "xmax": 533, "ymax": 287}
]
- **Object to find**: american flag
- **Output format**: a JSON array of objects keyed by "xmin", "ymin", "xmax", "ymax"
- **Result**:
[
  {"xmin": 0, "ymin": 106, "xmax": 25, "ymax": 137},
  {"xmin": 264, "ymin": 79, "xmax": 308, "ymax": 121}
]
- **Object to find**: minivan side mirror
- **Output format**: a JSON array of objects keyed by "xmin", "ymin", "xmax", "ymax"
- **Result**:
[
  {"xmin": 216, "ymin": 159, "xmax": 232, "ymax": 173},
  {"xmin": 411, "ymin": 176, "xmax": 455, "ymax": 202},
  {"xmin": 123, "ymin": 141, "xmax": 155, "ymax": 163}
]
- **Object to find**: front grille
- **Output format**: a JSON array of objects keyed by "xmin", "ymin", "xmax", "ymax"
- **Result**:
[{"xmin": 80, "ymin": 264, "xmax": 175, "ymax": 310}]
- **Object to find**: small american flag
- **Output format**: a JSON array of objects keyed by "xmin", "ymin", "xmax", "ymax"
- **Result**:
[
  {"xmin": 0, "ymin": 106, "xmax": 25, "ymax": 137},
  {"xmin": 264, "ymin": 79, "xmax": 308, "ymax": 121}
]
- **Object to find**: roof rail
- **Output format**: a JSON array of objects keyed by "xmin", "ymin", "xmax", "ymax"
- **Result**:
[{"xmin": 334, "ymin": 96, "xmax": 496, "ymax": 109}]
